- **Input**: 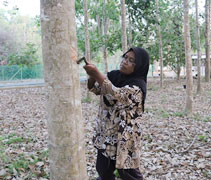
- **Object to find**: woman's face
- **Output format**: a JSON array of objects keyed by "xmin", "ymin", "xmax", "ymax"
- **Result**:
[{"xmin": 120, "ymin": 51, "xmax": 135, "ymax": 75}]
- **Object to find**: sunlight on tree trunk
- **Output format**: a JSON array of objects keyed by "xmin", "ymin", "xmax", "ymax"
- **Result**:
[
  {"xmin": 156, "ymin": 0, "xmax": 163, "ymax": 88},
  {"xmin": 183, "ymin": 0, "xmax": 193, "ymax": 114},
  {"xmin": 40, "ymin": 0, "xmax": 88, "ymax": 179},
  {"xmin": 84, "ymin": 0, "xmax": 91, "ymax": 99},
  {"xmin": 84, "ymin": 0, "xmax": 91, "ymax": 63},
  {"xmin": 121, "ymin": 0, "xmax": 127, "ymax": 53},
  {"xmin": 103, "ymin": 0, "xmax": 108, "ymax": 74},
  {"xmin": 176, "ymin": 60, "xmax": 181, "ymax": 81},
  {"xmin": 205, "ymin": 0, "xmax": 210, "ymax": 82},
  {"xmin": 128, "ymin": 16, "xmax": 133, "ymax": 48},
  {"xmin": 195, "ymin": 0, "xmax": 202, "ymax": 94}
]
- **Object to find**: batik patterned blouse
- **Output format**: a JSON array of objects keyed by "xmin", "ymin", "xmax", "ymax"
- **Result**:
[{"xmin": 90, "ymin": 78, "xmax": 143, "ymax": 169}]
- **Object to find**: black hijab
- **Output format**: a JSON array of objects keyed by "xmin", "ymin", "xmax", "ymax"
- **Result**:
[{"xmin": 106, "ymin": 47, "xmax": 150, "ymax": 111}]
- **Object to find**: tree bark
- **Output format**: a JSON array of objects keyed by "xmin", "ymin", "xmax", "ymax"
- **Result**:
[
  {"xmin": 183, "ymin": 0, "xmax": 193, "ymax": 114},
  {"xmin": 96, "ymin": 0, "xmax": 102, "ymax": 35},
  {"xmin": 84, "ymin": 0, "xmax": 91, "ymax": 63},
  {"xmin": 128, "ymin": 16, "xmax": 133, "ymax": 48},
  {"xmin": 121, "ymin": 0, "xmax": 127, "ymax": 53},
  {"xmin": 195, "ymin": 0, "xmax": 202, "ymax": 93},
  {"xmin": 40, "ymin": 0, "xmax": 88, "ymax": 179},
  {"xmin": 103, "ymin": 0, "xmax": 108, "ymax": 74},
  {"xmin": 156, "ymin": 0, "xmax": 164, "ymax": 88},
  {"xmin": 84, "ymin": 0, "xmax": 91, "ymax": 99},
  {"xmin": 176, "ymin": 59, "xmax": 181, "ymax": 80},
  {"xmin": 205, "ymin": 0, "xmax": 210, "ymax": 82}
]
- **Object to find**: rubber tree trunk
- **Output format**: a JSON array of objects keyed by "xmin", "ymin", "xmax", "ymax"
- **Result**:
[
  {"xmin": 156, "ymin": 0, "xmax": 163, "ymax": 88},
  {"xmin": 195, "ymin": 0, "xmax": 202, "ymax": 93},
  {"xmin": 121, "ymin": 0, "xmax": 127, "ymax": 53},
  {"xmin": 84, "ymin": 0, "xmax": 91, "ymax": 63},
  {"xmin": 128, "ymin": 16, "xmax": 133, "ymax": 48},
  {"xmin": 40, "ymin": 0, "xmax": 88, "ymax": 179},
  {"xmin": 176, "ymin": 59, "xmax": 181, "ymax": 80},
  {"xmin": 205, "ymin": 0, "xmax": 210, "ymax": 82},
  {"xmin": 183, "ymin": 0, "xmax": 193, "ymax": 114},
  {"xmin": 103, "ymin": 0, "xmax": 108, "ymax": 74},
  {"xmin": 84, "ymin": 0, "xmax": 91, "ymax": 99}
]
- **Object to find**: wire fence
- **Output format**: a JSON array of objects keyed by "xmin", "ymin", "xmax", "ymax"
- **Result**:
[
  {"xmin": 0, "ymin": 64, "xmax": 44, "ymax": 81},
  {"xmin": 0, "ymin": 63, "xmax": 153, "ymax": 82}
]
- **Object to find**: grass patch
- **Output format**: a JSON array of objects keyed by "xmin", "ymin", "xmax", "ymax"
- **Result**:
[
  {"xmin": 172, "ymin": 111, "xmax": 185, "ymax": 117},
  {"xmin": 5, "ymin": 137, "xmax": 24, "ymax": 145},
  {"xmin": 199, "ymin": 134, "xmax": 209, "ymax": 142},
  {"xmin": 157, "ymin": 109, "xmax": 170, "ymax": 118},
  {"xmin": 203, "ymin": 116, "xmax": 211, "ymax": 122},
  {"xmin": 82, "ymin": 96, "xmax": 92, "ymax": 103},
  {"xmin": 154, "ymin": 109, "xmax": 187, "ymax": 119},
  {"xmin": 193, "ymin": 114, "xmax": 211, "ymax": 122},
  {"xmin": 11, "ymin": 156, "xmax": 30, "ymax": 172},
  {"xmin": 0, "ymin": 134, "xmax": 49, "ymax": 179},
  {"xmin": 194, "ymin": 113, "xmax": 202, "ymax": 121},
  {"xmin": 0, "ymin": 135, "xmax": 9, "ymax": 164},
  {"xmin": 0, "ymin": 149, "xmax": 49, "ymax": 178}
]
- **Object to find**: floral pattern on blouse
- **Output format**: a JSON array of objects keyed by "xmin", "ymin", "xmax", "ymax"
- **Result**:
[{"xmin": 90, "ymin": 78, "xmax": 143, "ymax": 169}]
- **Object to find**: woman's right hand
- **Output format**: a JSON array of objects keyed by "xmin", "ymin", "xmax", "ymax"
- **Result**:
[{"xmin": 83, "ymin": 64, "xmax": 105, "ymax": 85}]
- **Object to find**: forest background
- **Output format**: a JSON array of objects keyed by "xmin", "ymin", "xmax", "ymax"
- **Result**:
[{"xmin": 0, "ymin": 0, "xmax": 207, "ymax": 81}]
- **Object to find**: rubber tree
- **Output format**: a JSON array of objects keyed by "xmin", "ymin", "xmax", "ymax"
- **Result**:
[
  {"xmin": 84, "ymin": 0, "xmax": 91, "ymax": 63},
  {"xmin": 103, "ymin": 0, "xmax": 109, "ymax": 74},
  {"xmin": 121, "ymin": 0, "xmax": 127, "ymax": 52},
  {"xmin": 195, "ymin": 0, "xmax": 202, "ymax": 93},
  {"xmin": 183, "ymin": 0, "xmax": 193, "ymax": 114},
  {"xmin": 205, "ymin": 0, "xmax": 210, "ymax": 82},
  {"xmin": 40, "ymin": 0, "xmax": 88, "ymax": 179},
  {"xmin": 84, "ymin": 0, "xmax": 92, "ymax": 100},
  {"xmin": 156, "ymin": 0, "xmax": 164, "ymax": 88}
]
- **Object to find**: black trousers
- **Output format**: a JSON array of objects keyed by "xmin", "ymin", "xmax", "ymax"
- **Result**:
[{"xmin": 96, "ymin": 150, "xmax": 143, "ymax": 180}]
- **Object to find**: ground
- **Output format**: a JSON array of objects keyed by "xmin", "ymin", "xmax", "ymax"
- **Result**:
[{"xmin": 0, "ymin": 78, "xmax": 210, "ymax": 180}]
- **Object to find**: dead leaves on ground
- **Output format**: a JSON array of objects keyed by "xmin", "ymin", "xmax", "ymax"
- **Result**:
[{"xmin": 0, "ymin": 78, "xmax": 210, "ymax": 179}]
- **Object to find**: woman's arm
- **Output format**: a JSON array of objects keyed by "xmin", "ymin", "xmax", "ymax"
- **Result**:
[
  {"xmin": 83, "ymin": 64, "xmax": 105, "ymax": 95},
  {"xmin": 87, "ymin": 77, "xmax": 101, "ymax": 95},
  {"xmin": 83, "ymin": 64, "xmax": 142, "ymax": 106},
  {"xmin": 101, "ymin": 78, "xmax": 143, "ymax": 107},
  {"xmin": 87, "ymin": 77, "xmax": 96, "ymax": 89}
]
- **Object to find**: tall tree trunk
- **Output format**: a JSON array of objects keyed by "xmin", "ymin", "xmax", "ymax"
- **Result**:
[
  {"xmin": 121, "ymin": 0, "xmax": 127, "ymax": 53},
  {"xmin": 183, "ymin": 0, "xmax": 193, "ymax": 114},
  {"xmin": 195, "ymin": 0, "xmax": 202, "ymax": 93},
  {"xmin": 205, "ymin": 0, "xmax": 210, "ymax": 82},
  {"xmin": 40, "ymin": 1, "xmax": 88, "ymax": 179},
  {"xmin": 103, "ymin": 0, "xmax": 108, "ymax": 74},
  {"xmin": 95, "ymin": 0, "xmax": 102, "ymax": 35},
  {"xmin": 103, "ymin": 46, "xmax": 108, "ymax": 74},
  {"xmin": 156, "ymin": 0, "xmax": 164, "ymax": 88},
  {"xmin": 128, "ymin": 16, "xmax": 133, "ymax": 48},
  {"xmin": 176, "ymin": 58, "xmax": 181, "ymax": 80},
  {"xmin": 84, "ymin": 0, "xmax": 91, "ymax": 63},
  {"xmin": 84, "ymin": 0, "xmax": 91, "ymax": 99}
]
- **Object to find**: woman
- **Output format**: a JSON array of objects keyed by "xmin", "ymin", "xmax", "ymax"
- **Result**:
[{"xmin": 83, "ymin": 47, "xmax": 149, "ymax": 180}]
